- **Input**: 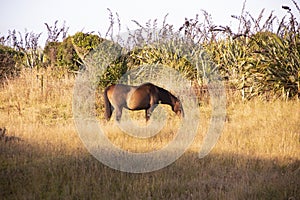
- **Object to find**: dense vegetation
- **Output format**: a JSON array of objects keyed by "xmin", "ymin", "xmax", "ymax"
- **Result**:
[{"xmin": 0, "ymin": 2, "xmax": 299, "ymax": 100}]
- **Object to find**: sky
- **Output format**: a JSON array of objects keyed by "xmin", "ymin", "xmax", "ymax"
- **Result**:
[{"xmin": 1, "ymin": 0, "xmax": 299, "ymax": 47}]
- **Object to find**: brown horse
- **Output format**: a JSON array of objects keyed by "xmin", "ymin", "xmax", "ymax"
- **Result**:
[{"xmin": 103, "ymin": 82, "xmax": 184, "ymax": 122}]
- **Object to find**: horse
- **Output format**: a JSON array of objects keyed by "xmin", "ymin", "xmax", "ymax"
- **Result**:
[{"xmin": 103, "ymin": 82, "xmax": 184, "ymax": 122}]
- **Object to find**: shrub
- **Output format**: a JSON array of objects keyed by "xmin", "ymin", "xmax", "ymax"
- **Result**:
[
  {"xmin": 43, "ymin": 32, "xmax": 106, "ymax": 72},
  {"xmin": 43, "ymin": 41, "xmax": 60, "ymax": 67},
  {"xmin": 0, "ymin": 44, "xmax": 23, "ymax": 82},
  {"xmin": 56, "ymin": 36, "xmax": 80, "ymax": 71}
]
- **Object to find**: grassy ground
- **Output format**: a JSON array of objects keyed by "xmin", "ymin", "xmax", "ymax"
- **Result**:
[{"xmin": 0, "ymin": 69, "xmax": 299, "ymax": 199}]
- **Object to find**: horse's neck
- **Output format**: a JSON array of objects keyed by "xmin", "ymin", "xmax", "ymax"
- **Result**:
[{"xmin": 158, "ymin": 88, "xmax": 175, "ymax": 105}]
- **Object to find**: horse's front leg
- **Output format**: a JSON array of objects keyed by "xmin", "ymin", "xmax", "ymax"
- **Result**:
[
  {"xmin": 145, "ymin": 104, "xmax": 158, "ymax": 122},
  {"xmin": 115, "ymin": 107, "xmax": 123, "ymax": 122}
]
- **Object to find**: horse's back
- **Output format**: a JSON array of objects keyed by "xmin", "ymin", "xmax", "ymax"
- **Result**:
[
  {"xmin": 105, "ymin": 83, "xmax": 159, "ymax": 110},
  {"xmin": 106, "ymin": 84, "xmax": 132, "ymax": 107},
  {"xmin": 128, "ymin": 83, "xmax": 159, "ymax": 110}
]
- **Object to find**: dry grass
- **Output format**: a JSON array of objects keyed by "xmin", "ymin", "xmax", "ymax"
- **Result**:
[{"xmin": 0, "ymin": 69, "xmax": 299, "ymax": 199}]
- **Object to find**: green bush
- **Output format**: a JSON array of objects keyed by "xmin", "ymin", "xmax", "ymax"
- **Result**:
[
  {"xmin": 56, "ymin": 36, "xmax": 80, "ymax": 71},
  {"xmin": 72, "ymin": 32, "xmax": 104, "ymax": 56},
  {"xmin": 43, "ymin": 32, "xmax": 105, "ymax": 72},
  {"xmin": 43, "ymin": 41, "xmax": 60, "ymax": 67},
  {"xmin": 0, "ymin": 45, "xmax": 23, "ymax": 82},
  {"xmin": 204, "ymin": 31, "xmax": 300, "ymax": 99}
]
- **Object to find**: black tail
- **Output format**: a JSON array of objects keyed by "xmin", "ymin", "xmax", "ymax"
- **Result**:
[{"xmin": 103, "ymin": 87, "xmax": 112, "ymax": 121}]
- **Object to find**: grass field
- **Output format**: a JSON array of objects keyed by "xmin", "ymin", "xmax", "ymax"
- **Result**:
[{"xmin": 0, "ymin": 69, "xmax": 299, "ymax": 199}]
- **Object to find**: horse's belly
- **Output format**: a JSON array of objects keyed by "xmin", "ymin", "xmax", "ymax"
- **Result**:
[
  {"xmin": 127, "ymin": 100, "xmax": 149, "ymax": 110},
  {"xmin": 126, "ymin": 93, "xmax": 150, "ymax": 110}
]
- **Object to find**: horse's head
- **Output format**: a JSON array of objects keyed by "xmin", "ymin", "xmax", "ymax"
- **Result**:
[{"xmin": 173, "ymin": 100, "xmax": 184, "ymax": 118}]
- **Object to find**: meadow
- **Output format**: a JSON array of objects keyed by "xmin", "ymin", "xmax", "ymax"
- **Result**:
[
  {"xmin": 0, "ymin": 68, "xmax": 299, "ymax": 199},
  {"xmin": 1, "ymin": 1, "xmax": 300, "ymax": 198}
]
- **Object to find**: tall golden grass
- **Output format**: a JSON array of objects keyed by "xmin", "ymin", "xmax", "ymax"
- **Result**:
[{"xmin": 0, "ymin": 69, "xmax": 299, "ymax": 199}]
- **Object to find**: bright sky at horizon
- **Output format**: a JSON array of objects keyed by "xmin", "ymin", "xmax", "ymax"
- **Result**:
[{"xmin": 1, "ymin": 0, "xmax": 299, "ymax": 46}]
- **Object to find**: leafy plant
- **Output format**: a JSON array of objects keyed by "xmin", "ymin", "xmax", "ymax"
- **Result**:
[{"xmin": 0, "ymin": 44, "xmax": 23, "ymax": 82}]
